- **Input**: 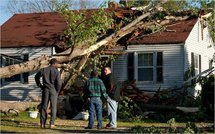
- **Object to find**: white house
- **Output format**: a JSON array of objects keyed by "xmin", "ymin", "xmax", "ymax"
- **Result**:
[
  {"xmin": 111, "ymin": 17, "xmax": 214, "ymax": 96},
  {"xmin": 0, "ymin": 12, "xmax": 67, "ymax": 100}
]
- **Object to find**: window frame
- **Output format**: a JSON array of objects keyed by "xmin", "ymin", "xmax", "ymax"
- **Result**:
[
  {"xmin": 134, "ymin": 51, "xmax": 163, "ymax": 83},
  {"xmin": 192, "ymin": 53, "xmax": 202, "ymax": 76},
  {"xmin": 193, "ymin": 54, "xmax": 199, "ymax": 75}
]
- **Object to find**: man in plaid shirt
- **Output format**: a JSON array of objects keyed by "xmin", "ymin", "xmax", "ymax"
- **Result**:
[{"xmin": 83, "ymin": 70, "xmax": 108, "ymax": 129}]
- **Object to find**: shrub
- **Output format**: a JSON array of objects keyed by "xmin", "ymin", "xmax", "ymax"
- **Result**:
[
  {"xmin": 199, "ymin": 74, "xmax": 214, "ymax": 117},
  {"xmin": 118, "ymin": 96, "xmax": 143, "ymax": 121}
]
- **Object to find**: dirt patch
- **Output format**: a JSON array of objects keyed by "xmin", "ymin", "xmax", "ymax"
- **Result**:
[{"xmin": 0, "ymin": 101, "xmax": 40, "ymax": 113}]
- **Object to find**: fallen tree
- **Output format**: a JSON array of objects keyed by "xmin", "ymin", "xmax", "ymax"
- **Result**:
[{"xmin": 0, "ymin": 1, "xmax": 205, "ymax": 92}]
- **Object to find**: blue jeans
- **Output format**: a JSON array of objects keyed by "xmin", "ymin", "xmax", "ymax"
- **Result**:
[
  {"xmin": 88, "ymin": 97, "xmax": 103, "ymax": 128},
  {"xmin": 107, "ymin": 96, "xmax": 118, "ymax": 128}
]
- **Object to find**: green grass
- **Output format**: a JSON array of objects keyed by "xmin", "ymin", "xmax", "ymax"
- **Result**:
[
  {"xmin": 1, "ymin": 111, "xmax": 213, "ymax": 133},
  {"xmin": 1, "ymin": 111, "xmax": 40, "ymax": 126},
  {"xmin": 1, "ymin": 125, "xmax": 63, "ymax": 133}
]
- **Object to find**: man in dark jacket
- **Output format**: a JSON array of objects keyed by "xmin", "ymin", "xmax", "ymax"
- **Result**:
[
  {"xmin": 101, "ymin": 67, "xmax": 119, "ymax": 129},
  {"xmin": 35, "ymin": 58, "xmax": 62, "ymax": 129},
  {"xmin": 83, "ymin": 70, "xmax": 107, "ymax": 129}
]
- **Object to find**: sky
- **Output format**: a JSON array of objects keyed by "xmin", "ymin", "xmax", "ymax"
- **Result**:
[
  {"xmin": 0, "ymin": 0, "xmax": 203, "ymax": 26},
  {"xmin": 0, "ymin": 0, "xmax": 13, "ymax": 25},
  {"xmin": 0, "ymin": 0, "xmax": 120, "ymax": 26}
]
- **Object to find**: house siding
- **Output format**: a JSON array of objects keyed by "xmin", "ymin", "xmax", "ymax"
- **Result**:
[
  {"xmin": 184, "ymin": 19, "xmax": 214, "ymax": 96},
  {"xmin": 0, "ymin": 46, "xmax": 53, "ymax": 101},
  {"xmin": 184, "ymin": 19, "xmax": 214, "ymax": 73},
  {"xmin": 113, "ymin": 44, "xmax": 185, "ymax": 91},
  {"xmin": 112, "ymin": 54, "xmax": 127, "ymax": 81}
]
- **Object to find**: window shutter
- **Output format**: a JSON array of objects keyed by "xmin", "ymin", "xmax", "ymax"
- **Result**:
[
  {"xmin": 156, "ymin": 52, "xmax": 163, "ymax": 82},
  {"xmin": 191, "ymin": 52, "xmax": 194, "ymax": 68},
  {"xmin": 0, "ymin": 56, "xmax": 2, "ymax": 67},
  {"xmin": 23, "ymin": 54, "xmax": 29, "ymax": 83},
  {"xmin": 191, "ymin": 52, "xmax": 195, "ymax": 84},
  {"xmin": 199, "ymin": 55, "xmax": 201, "ymax": 73},
  {"xmin": 127, "ymin": 53, "xmax": 134, "ymax": 81},
  {"xmin": 191, "ymin": 52, "xmax": 195, "ymax": 76}
]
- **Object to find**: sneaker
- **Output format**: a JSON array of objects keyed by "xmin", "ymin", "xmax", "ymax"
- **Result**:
[{"xmin": 49, "ymin": 124, "xmax": 56, "ymax": 129}]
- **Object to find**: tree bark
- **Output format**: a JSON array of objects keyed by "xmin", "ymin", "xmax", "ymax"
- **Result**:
[{"xmin": 61, "ymin": 53, "xmax": 90, "ymax": 91}]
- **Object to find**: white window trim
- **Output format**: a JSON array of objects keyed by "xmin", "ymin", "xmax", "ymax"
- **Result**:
[
  {"xmin": 194, "ymin": 53, "xmax": 199, "ymax": 75},
  {"xmin": 134, "ymin": 51, "xmax": 162, "ymax": 83}
]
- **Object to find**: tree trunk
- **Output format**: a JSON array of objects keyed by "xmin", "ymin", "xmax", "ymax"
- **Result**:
[{"xmin": 61, "ymin": 53, "xmax": 90, "ymax": 91}]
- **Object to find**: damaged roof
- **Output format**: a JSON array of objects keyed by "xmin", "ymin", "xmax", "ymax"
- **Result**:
[
  {"xmin": 1, "ymin": 12, "xmax": 67, "ymax": 48},
  {"xmin": 1, "ymin": 7, "xmax": 138, "ymax": 48},
  {"xmin": 1, "ymin": 8, "xmax": 198, "ymax": 48},
  {"xmin": 129, "ymin": 18, "xmax": 198, "ymax": 44}
]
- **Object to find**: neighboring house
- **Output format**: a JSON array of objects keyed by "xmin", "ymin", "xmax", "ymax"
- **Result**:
[
  {"xmin": 0, "ymin": 12, "xmax": 67, "ymax": 100},
  {"xmin": 111, "ymin": 17, "xmax": 214, "ymax": 96}
]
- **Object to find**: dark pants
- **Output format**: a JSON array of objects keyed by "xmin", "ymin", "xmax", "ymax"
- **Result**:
[
  {"xmin": 88, "ymin": 97, "xmax": 103, "ymax": 128},
  {"xmin": 40, "ymin": 89, "xmax": 58, "ymax": 125}
]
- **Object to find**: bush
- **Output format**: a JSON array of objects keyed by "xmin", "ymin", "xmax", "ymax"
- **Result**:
[
  {"xmin": 199, "ymin": 74, "xmax": 214, "ymax": 118},
  {"xmin": 118, "ymin": 96, "xmax": 143, "ymax": 121},
  {"xmin": 129, "ymin": 125, "xmax": 163, "ymax": 133},
  {"xmin": 129, "ymin": 120, "xmax": 202, "ymax": 133}
]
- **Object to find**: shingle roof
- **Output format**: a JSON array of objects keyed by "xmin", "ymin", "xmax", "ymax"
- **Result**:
[
  {"xmin": 129, "ymin": 18, "xmax": 198, "ymax": 44},
  {"xmin": 1, "ymin": 12, "xmax": 67, "ymax": 48},
  {"xmin": 1, "ymin": 7, "xmax": 138, "ymax": 48},
  {"xmin": 1, "ymin": 9, "xmax": 198, "ymax": 48}
]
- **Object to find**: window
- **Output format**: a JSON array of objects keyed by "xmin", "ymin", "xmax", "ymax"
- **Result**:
[
  {"xmin": 137, "ymin": 53, "xmax": 153, "ymax": 81},
  {"xmin": 0, "ymin": 54, "xmax": 29, "ymax": 84},
  {"xmin": 194, "ymin": 54, "xmax": 199, "ymax": 75},
  {"xmin": 191, "ymin": 52, "xmax": 201, "ymax": 76},
  {"xmin": 135, "ymin": 52, "xmax": 163, "ymax": 82},
  {"xmin": 4, "ymin": 55, "xmax": 21, "ymax": 82}
]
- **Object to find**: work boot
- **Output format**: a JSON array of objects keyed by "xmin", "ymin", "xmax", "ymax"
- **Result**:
[
  {"xmin": 40, "ymin": 124, "xmax": 46, "ymax": 129},
  {"xmin": 49, "ymin": 124, "xmax": 56, "ymax": 129},
  {"xmin": 85, "ymin": 126, "xmax": 92, "ymax": 129}
]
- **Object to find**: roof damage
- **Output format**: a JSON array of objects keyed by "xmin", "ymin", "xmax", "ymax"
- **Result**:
[{"xmin": 1, "ymin": 6, "xmax": 198, "ymax": 48}]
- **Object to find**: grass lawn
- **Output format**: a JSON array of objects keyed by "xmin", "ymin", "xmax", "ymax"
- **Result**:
[{"xmin": 0, "ymin": 111, "xmax": 214, "ymax": 133}]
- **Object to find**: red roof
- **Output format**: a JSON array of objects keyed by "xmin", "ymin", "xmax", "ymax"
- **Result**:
[
  {"xmin": 1, "ymin": 10, "xmax": 198, "ymax": 48},
  {"xmin": 129, "ymin": 18, "xmax": 198, "ymax": 44},
  {"xmin": 1, "ymin": 7, "xmax": 138, "ymax": 48},
  {"xmin": 1, "ymin": 12, "xmax": 67, "ymax": 48}
]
